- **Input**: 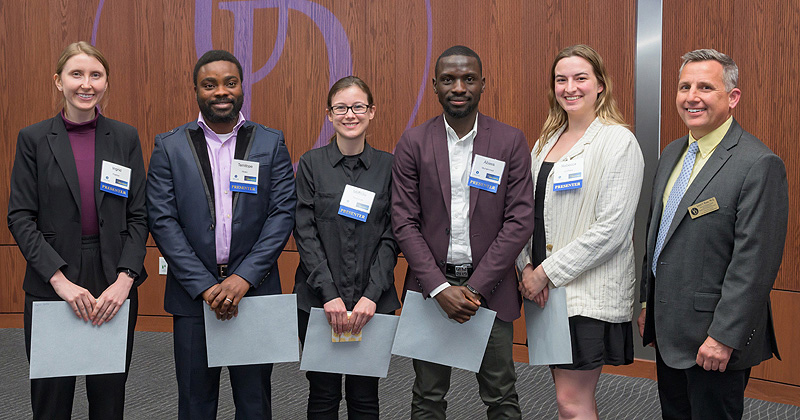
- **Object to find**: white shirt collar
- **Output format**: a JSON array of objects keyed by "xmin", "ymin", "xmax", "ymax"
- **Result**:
[{"xmin": 443, "ymin": 113, "xmax": 479, "ymax": 144}]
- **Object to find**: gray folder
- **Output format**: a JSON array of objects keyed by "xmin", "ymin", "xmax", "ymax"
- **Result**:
[
  {"xmin": 300, "ymin": 308, "xmax": 399, "ymax": 377},
  {"xmin": 30, "ymin": 300, "xmax": 129, "ymax": 379},
  {"xmin": 524, "ymin": 287, "xmax": 573, "ymax": 365},
  {"xmin": 203, "ymin": 294, "xmax": 300, "ymax": 367},
  {"xmin": 391, "ymin": 291, "xmax": 496, "ymax": 372}
]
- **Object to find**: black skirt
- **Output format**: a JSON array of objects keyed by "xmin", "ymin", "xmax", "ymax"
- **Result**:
[{"xmin": 551, "ymin": 315, "xmax": 634, "ymax": 371}]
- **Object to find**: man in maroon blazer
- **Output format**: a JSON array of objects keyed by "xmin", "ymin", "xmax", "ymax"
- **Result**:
[{"xmin": 392, "ymin": 45, "xmax": 534, "ymax": 420}]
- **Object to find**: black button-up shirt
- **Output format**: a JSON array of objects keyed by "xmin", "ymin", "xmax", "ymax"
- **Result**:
[{"xmin": 293, "ymin": 140, "xmax": 400, "ymax": 313}]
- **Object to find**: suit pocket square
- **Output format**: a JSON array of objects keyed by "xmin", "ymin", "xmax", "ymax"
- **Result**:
[{"xmin": 693, "ymin": 292, "xmax": 721, "ymax": 312}]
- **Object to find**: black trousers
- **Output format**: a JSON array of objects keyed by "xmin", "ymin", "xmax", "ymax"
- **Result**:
[
  {"xmin": 23, "ymin": 236, "xmax": 138, "ymax": 420},
  {"xmin": 656, "ymin": 348, "xmax": 750, "ymax": 420},
  {"xmin": 173, "ymin": 314, "xmax": 273, "ymax": 420},
  {"xmin": 298, "ymin": 309, "xmax": 379, "ymax": 420}
]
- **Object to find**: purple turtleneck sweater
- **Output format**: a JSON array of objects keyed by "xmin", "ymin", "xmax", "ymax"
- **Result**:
[{"xmin": 61, "ymin": 110, "xmax": 99, "ymax": 236}]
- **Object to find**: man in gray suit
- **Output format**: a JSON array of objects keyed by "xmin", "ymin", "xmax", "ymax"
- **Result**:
[{"xmin": 638, "ymin": 49, "xmax": 788, "ymax": 419}]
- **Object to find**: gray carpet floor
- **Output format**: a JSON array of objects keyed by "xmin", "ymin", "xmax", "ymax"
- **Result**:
[{"xmin": 0, "ymin": 329, "xmax": 797, "ymax": 419}]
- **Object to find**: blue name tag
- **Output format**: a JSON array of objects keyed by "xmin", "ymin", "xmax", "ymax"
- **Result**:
[
  {"xmin": 468, "ymin": 176, "xmax": 499, "ymax": 193},
  {"xmin": 338, "ymin": 205, "xmax": 368, "ymax": 222},
  {"xmin": 230, "ymin": 182, "xmax": 257, "ymax": 193},
  {"xmin": 553, "ymin": 180, "xmax": 583, "ymax": 191},
  {"xmin": 100, "ymin": 182, "xmax": 129, "ymax": 197}
]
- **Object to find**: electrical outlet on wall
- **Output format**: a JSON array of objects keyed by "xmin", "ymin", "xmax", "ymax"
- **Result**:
[{"xmin": 158, "ymin": 257, "xmax": 168, "ymax": 275}]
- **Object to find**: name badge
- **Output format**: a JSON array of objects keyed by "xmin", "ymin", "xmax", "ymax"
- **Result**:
[
  {"xmin": 99, "ymin": 160, "xmax": 131, "ymax": 197},
  {"xmin": 230, "ymin": 159, "xmax": 259, "ymax": 194},
  {"xmin": 553, "ymin": 158, "xmax": 584, "ymax": 191},
  {"xmin": 338, "ymin": 185, "xmax": 375, "ymax": 222},
  {"xmin": 688, "ymin": 197, "xmax": 719, "ymax": 219},
  {"xmin": 468, "ymin": 154, "xmax": 506, "ymax": 193}
]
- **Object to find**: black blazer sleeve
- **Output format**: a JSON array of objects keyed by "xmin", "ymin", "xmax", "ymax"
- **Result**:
[
  {"xmin": 110, "ymin": 122, "xmax": 148, "ymax": 285},
  {"xmin": 7, "ymin": 123, "xmax": 68, "ymax": 282}
]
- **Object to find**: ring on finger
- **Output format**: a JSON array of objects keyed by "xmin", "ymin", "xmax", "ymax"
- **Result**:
[{"xmin": 225, "ymin": 298, "xmax": 234, "ymax": 304}]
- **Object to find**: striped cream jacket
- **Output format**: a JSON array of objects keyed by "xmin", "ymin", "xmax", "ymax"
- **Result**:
[{"xmin": 517, "ymin": 118, "xmax": 644, "ymax": 323}]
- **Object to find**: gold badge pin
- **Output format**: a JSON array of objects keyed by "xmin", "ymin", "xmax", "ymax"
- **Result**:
[{"xmin": 688, "ymin": 197, "xmax": 719, "ymax": 219}]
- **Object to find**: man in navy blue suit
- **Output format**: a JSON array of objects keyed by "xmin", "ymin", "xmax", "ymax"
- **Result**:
[{"xmin": 147, "ymin": 50, "xmax": 296, "ymax": 420}]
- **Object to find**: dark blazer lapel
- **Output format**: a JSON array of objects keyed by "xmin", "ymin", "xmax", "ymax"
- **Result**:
[
  {"xmin": 469, "ymin": 114, "xmax": 490, "ymax": 219},
  {"xmin": 94, "ymin": 115, "xmax": 114, "ymax": 209},
  {"xmin": 232, "ymin": 123, "xmax": 255, "ymax": 214},
  {"xmin": 46, "ymin": 116, "xmax": 81, "ymax": 211},
  {"xmin": 185, "ymin": 124, "xmax": 216, "ymax": 226},
  {"xmin": 431, "ymin": 116, "xmax": 452, "ymax": 216},
  {"xmin": 664, "ymin": 122, "xmax": 740, "ymax": 246}
]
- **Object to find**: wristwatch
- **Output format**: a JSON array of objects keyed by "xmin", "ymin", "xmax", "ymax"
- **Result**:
[
  {"xmin": 465, "ymin": 284, "xmax": 481, "ymax": 297},
  {"xmin": 118, "ymin": 268, "xmax": 139, "ymax": 281}
]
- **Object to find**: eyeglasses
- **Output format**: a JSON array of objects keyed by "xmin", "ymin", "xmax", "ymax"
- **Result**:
[{"xmin": 329, "ymin": 104, "xmax": 371, "ymax": 115}]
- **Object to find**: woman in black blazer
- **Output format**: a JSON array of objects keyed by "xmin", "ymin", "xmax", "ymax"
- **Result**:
[{"xmin": 7, "ymin": 41, "xmax": 147, "ymax": 420}]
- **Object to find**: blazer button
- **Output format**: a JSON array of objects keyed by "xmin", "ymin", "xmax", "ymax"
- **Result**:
[
  {"xmin": 445, "ymin": 228, "xmax": 450, "ymax": 235},
  {"xmin": 546, "ymin": 244, "xmax": 553, "ymax": 251},
  {"xmin": 99, "ymin": 219, "xmax": 104, "ymax": 227},
  {"xmin": 438, "ymin": 260, "xmax": 445, "ymax": 267}
]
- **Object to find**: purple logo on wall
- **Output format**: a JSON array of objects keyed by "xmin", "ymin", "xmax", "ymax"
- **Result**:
[{"xmin": 92, "ymin": 0, "xmax": 431, "ymax": 152}]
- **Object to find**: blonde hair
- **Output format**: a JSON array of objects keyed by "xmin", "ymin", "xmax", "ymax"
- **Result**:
[
  {"xmin": 536, "ymin": 44, "xmax": 626, "ymax": 155},
  {"xmin": 54, "ymin": 41, "xmax": 110, "ymax": 111}
]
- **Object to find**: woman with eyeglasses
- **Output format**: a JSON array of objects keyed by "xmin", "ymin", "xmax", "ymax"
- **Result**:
[{"xmin": 293, "ymin": 76, "xmax": 399, "ymax": 419}]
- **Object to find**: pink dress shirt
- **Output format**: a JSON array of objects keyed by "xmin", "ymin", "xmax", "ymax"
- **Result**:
[{"xmin": 197, "ymin": 112, "xmax": 246, "ymax": 264}]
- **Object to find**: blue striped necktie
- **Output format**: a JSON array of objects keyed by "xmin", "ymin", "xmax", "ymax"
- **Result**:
[{"xmin": 652, "ymin": 141, "xmax": 700, "ymax": 275}]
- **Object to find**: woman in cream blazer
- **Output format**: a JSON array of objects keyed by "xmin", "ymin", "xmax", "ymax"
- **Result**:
[{"xmin": 517, "ymin": 45, "xmax": 644, "ymax": 419}]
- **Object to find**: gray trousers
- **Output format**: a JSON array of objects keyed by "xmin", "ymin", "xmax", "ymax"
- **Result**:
[{"xmin": 410, "ymin": 275, "xmax": 521, "ymax": 420}]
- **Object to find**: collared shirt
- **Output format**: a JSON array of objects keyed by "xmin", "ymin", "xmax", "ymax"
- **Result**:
[
  {"xmin": 661, "ymin": 116, "xmax": 733, "ymax": 212},
  {"xmin": 430, "ymin": 114, "xmax": 478, "ymax": 297},
  {"xmin": 197, "ymin": 112, "xmax": 246, "ymax": 264},
  {"xmin": 294, "ymin": 140, "xmax": 398, "ymax": 310}
]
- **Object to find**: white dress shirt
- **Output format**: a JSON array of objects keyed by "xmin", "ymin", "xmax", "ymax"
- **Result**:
[{"xmin": 430, "ymin": 114, "xmax": 478, "ymax": 297}]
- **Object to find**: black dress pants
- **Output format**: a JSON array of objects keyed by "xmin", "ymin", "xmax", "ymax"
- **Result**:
[
  {"xmin": 23, "ymin": 236, "xmax": 138, "ymax": 420},
  {"xmin": 656, "ymin": 348, "xmax": 750, "ymax": 420},
  {"xmin": 298, "ymin": 309, "xmax": 379, "ymax": 420}
]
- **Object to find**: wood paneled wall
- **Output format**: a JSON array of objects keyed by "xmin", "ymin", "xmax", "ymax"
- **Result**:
[
  {"xmin": 662, "ymin": 0, "xmax": 800, "ymax": 389},
  {"xmin": 0, "ymin": 0, "xmax": 635, "ymax": 244},
  {"xmin": 1, "ymin": 0, "xmax": 635, "ymax": 309},
  {"xmin": 5, "ymin": 0, "xmax": 799, "ymax": 401}
]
